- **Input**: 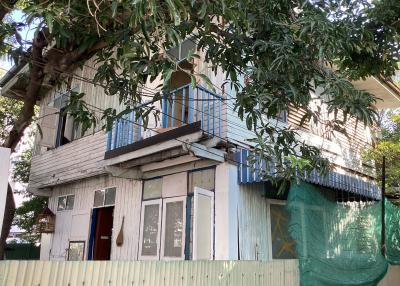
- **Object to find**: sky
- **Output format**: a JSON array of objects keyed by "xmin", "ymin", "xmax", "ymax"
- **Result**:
[{"xmin": 0, "ymin": 9, "xmax": 37, "ymax": 73}]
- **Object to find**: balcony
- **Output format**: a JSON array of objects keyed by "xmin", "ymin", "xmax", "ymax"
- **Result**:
[{"xmin": 106, "ymin": 84, "xmax": 224, "ymax": 154}]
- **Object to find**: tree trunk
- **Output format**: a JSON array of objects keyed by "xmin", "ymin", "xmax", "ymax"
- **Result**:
[
  {"xmin": 0, "ymin": 2, "xmax": 106, "ymax": 256},
  {"xmin": 2, "ymin": 32, "xmax": 47, "ymax": 151},
  {"xmin": 0, "ymin": 185, "xmax": 15, "ymax": 259}
]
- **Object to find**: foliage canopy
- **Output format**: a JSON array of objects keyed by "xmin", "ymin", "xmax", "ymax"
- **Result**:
[{"xmin": 1, "ymin": 0, "xmax": 399, "ymax": 181}]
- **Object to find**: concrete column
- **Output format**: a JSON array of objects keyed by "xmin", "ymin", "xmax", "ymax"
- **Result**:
[{"xmin": 214, "ymin": 162, "xmax": 239, "ymax": 260}]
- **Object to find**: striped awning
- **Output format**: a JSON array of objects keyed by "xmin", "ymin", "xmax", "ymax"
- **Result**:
[{"xmin": 235, "ymin": 149, "xmax": 381, "ymax": 200}]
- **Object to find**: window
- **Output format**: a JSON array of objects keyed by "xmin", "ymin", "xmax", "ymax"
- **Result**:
[
  {"xmin": 67, "ymin": 241, "xmax": 85, "ymax": 261},
  {"xmin": 93, "ymin": 187, "xmax": 116, "ymax": 207},
  {"xmin": 139, "ymin": 197, "xmax": 186, "ymax": 260},
  {"xmin": 139, "ymin": 172, "xmax": 215, "ymax": 261},
  {"xmin": 139, "ymin": 199, "xmax": 162, "ymax": 259},
  {"xmin": 143, "ymin": 178, "xmax": 162, "ymax": 200},
  {"xmin": 167, "ymin": 38, "xmax": 196, "ymax": 62},
  {"xmin": 55, "ymin": 107, "xmax": 72, "ymax": 147},
  {"xmin": 276, "ymin": 110, "xmax": 288, "ymax": 123},
  {"xmin": 268, "ymin": 201, "xmax": 297, "ymax": 259},
  {"xmin": 57, "ymin": 195, "xmax": 75, "ymax": 211},
  {"xmin": 51, "ymin": 89, "xmax": 82, "ymax": 148},
  {"xmin": 192, "ymin": 187, "xmax": 214, "ymax": 260},
  {"xmin": 188, "ymin": 168, "xmax": 215, "ymax": 193},
  {"xmin": 161, "ymin": 197, "xmax": 186, "ymax": 260}
]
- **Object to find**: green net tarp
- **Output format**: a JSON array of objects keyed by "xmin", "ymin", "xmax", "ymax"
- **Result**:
[
  {"xmin": 287, "ymin": 181, "xmax": 392, "ymax": 286},
  {"xmin": 386, "ymin": 198, "xmax": 400, "ymax": 265}
]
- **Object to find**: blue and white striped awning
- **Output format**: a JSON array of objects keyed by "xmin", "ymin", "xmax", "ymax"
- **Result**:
[{"xmin": 235, "ymin": 149, "xmax": 381, "ymax": 200}]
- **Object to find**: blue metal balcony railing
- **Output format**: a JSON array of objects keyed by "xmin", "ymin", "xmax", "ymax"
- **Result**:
[
  {"xmin": 106, "ymin": 110, "xmax": 142, "ymax": 151},
  {"xmin": 106, "ymin": 84, "xmax": 224, "ymax": 152}
]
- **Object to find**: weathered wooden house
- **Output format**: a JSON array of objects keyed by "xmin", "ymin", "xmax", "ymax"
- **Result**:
[{"xmin": 1, "ymin": 39, "xmax": 400, "ymax": 285}]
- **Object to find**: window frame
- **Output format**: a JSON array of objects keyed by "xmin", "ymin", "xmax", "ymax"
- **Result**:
[
  {"xmin": 192, "ymin": 187, "xmax": 214, "ymax": 260},
  {"xmin": 67, "ymin": 240, "xmax": 85, "ymax": 261},
  {"xmin": 160, "ymin": 196, "xmax": 187, "ymax": 260},
  {"xmin": 57, "ymin": 194, "xmax": 75, "ymax": 212},
  {"xmin": 267, "ymin": 199, "xmax": 328, "ymax": 260},
  {"xmin": 142, "ymin": 177, "xmax": 163, "ymax": 201},
  {"xmin": 138, "ymin": 198, "xmax": 163, "ymax": 260}
]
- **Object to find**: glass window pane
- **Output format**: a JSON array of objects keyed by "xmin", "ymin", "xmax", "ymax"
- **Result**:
[
  {"xmin": 57, "ymin": 196, "xmax": 67, "ymax": 211},
  {"xmin": 94, "ymin": 190, "xmax": 104, "ymax": 207},
  {"xmin": 167, "ymin": 46, "xmax": 179, "ymax": 61},
  {"xmin": 189, "ymin": 169, "xmax": 215, "ymax": 193},
  {"xmin": 141, "ymin": 203, "xmax": 160, "ymax": 256},
  {"xmin": 164, "ymin": 201, "xmax": 184, "ymax": 257},
  {"xmin": 68, "ymin": 242, "xmax": 85, "ymax": 261},
  {"xmin": 181, "ymin": 39, "xmax": 196, "ymax": 60},
  {"xmin": 143, "ymin": 179, "xmax": 162, "ymax": 200},
  {"xmin": 105, "ymin": 188, "xmax": 116, "ymax": 205},
  {"xmin": 66, "ymin": 195, "xmax": 75, "ymax": 210},
  {"xmin": 270, "ymin": 204, "xmax": 297, "ymax": 259}
]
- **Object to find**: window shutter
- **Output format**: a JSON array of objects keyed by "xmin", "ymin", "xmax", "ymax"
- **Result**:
[
  {"xmin": 38, "ymin": 106, "xmax": 59, "ymax": 148},
  {"xmin": 193, "ymin": 187, "xmax": 214, "ymax": 260},
  {"xmin": 64, "ymin": 114, "xmax": 74, "ymax": 141}
]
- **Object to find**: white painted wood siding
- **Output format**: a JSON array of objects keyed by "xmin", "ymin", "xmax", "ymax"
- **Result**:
[
  {"xmin": 42, "ymin": 175, "xmax": 142, "ymax": 261},
  {"xmin": 31, "ymin": 57, "xmax": 123, "ymax": 189},
  {"xmin": 29, "ymin": 131, "xmax": 107, "ymax": 190},
  {"xmin": 237, "ymin": 183, "xmax": 271, "ymax": 261},
  {"xmin": 224, "ymin": 82, "xmax": 373, "ymax": 176},
  {"xmin": 30, "ymin": 54, "xmax": 229, "ymax": 190}
]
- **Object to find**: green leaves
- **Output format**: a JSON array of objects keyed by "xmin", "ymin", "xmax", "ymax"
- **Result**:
[
  {"xmin": 363, "ymin": 111, "xmax": 400, "ymax": 204},
  {"xmin": 5, "ymin": 0, "xmax": 398, "ymax": 188},
  {"xmin": 64, "ymin": 91, "xmax": 98, "ymax": 134}
]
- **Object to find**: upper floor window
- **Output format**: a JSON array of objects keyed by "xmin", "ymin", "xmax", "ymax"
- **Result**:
[
  {"xmin": 38, "ymin": 89, "xmax": 82, "ymax": 149},
  {"xmin": 276, "ymin": 110, "xmax": 288, "ymax": 123},
  {"xmin": 167, "ymin": 38, "xmax": 196, "ymax": 63},
  {"xmin": 56, "ymin": 107, "xmax": 73, "ymax": 147},
  {"xmin": 57, "ymin": 194, "xmax": 75, "ymax": 211}
]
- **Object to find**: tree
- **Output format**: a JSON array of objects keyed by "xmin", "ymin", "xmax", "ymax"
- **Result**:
[
  {"xmin": 0, "ymin": 67, "xmax": 21, "ymax": 257},
  {"xmin": 0, "ymin": 0, "xmax": 399, "ymax": 255},
  {"xmin": 363, "ymin": 111, "xmax": 400, "ymax": 205},
  {"xmin": 12, "ymin": 148, "xmax": 47, "ymax": 244}
]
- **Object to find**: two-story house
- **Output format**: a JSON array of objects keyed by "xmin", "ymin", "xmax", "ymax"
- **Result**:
[{"xmin": 1, "ymin": 39, "xmax": 400, "ymax": 284}]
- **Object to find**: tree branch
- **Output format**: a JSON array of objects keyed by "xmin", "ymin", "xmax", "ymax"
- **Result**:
[{"xmin": 2, "ymin": 31, "xmax": 47, "ymax": 151}]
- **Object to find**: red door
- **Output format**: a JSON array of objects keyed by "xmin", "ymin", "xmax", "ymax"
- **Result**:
[{"xmin": 93, "ymin": 206, "xmax": 114, "ymax": 260}]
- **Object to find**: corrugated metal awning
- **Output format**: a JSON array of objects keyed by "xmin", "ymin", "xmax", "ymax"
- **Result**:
[{"xmin": 235, "ymin": 149, "xmax": 381, "ymax": 200}]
